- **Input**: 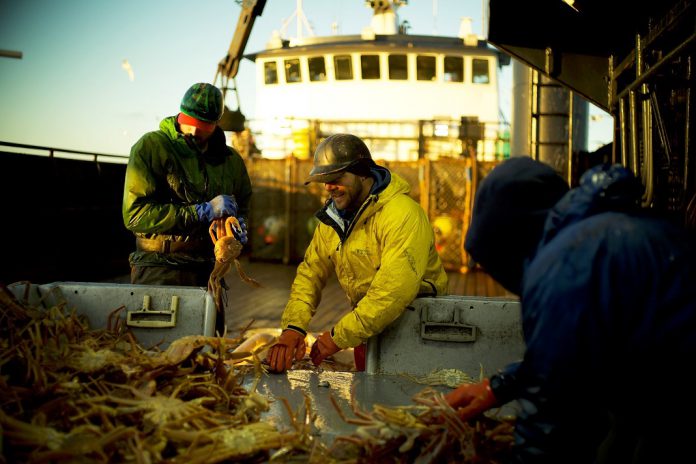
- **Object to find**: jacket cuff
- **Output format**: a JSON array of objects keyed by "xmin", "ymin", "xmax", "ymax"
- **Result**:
[
  {"xmin": 489, "ymin": 362, "xmax": 521, "ymax": 405},
  {"xmin": 285, "ymin": 325, "xmax": 307, "ymax": 336}
]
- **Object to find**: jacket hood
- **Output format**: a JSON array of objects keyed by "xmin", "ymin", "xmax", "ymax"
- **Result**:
[
  {"xmin": 465, "ymin": 157, "xmax": 569, "ymax": 295},
  {"xmin": 539, "ymin": 163, "xmax": 643, "ymax": 247},
  {"xmin": 368, "ymin": 164, "xmax": 391, "ymax": 195},
  {"xmin": 319, "ymin": 165, "xmax": 405, "ymax": 238},
  {"xmin": 160, "ymin": 115, "xmax": 183, "ymax": 140},
  {"xmin": 159, "ymin": 116, "xmax": 228, "ymax": 163},
  {"xmin": 350, "ymin": 164, "xmax": 401, "ymax": 217}
]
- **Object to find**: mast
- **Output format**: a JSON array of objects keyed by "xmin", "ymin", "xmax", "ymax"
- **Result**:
[{"xmin": 365, "ymin": 0, "xmax": 407, "ymax": 35}]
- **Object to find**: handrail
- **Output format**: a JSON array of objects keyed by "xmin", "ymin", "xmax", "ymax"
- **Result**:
[
  {"xmin": 615, "ymin": 32, "xmax": 696, "ymax": 103},
  {"xmin": 0, "ymin": 141, "xmax": 128, "ymax": 164}
]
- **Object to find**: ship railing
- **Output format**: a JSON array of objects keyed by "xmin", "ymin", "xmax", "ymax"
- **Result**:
[
  {"xmin": 0, "ymin": 141, "xmax": 128, "ymax": 164},
  {"xmin": 241, "ymin": 117, "xmax": 510, "ymax": 162},
  {"xmin": 233, "ymin": 118, "xmax": 513, "ymax": 272}
]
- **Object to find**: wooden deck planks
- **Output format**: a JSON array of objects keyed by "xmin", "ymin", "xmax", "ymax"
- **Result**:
[{"xmin": 224, "ymin": 257, "xmax": 516, "ymax": 335}]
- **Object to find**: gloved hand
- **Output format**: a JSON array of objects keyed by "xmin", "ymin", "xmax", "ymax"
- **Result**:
[
  {"xmin": 266, "ymin": 329, "xmax": 306, "ymax": 373},
  {"xmin": 310, "ymin": 331, "xmax": 341, "ymax": 366},
  {"xmin": 444, "ymin": 378, "xmax": 498, "ymax": 421},
  {"xmin": 234, "ymin": 217, "xmax": 248, "ymax": 245},
  {"xmin": 195, "ymin": 194, "xmax": 238, "ymax": 222}
]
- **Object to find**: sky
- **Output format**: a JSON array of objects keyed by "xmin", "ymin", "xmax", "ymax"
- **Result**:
[{"xmin": 0, "ymin": 0, "xmax": 612, "ymax": 158}]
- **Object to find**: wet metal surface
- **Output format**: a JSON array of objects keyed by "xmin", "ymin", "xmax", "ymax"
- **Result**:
[{"xmin": 244, "ymin": 370, "xmax": 444, "ymax": 445}]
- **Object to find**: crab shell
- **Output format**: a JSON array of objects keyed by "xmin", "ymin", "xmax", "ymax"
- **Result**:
[{"xmin": 214, "ymin": 235, "xmax": 243, "ymax": 263}]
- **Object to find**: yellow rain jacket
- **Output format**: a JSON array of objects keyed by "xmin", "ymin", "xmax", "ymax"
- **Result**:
[{"xmin": 281, "ymin": 169, "xmax": 449, "ymax": 348}]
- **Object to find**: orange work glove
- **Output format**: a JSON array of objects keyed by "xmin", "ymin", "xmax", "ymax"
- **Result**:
[
  {"xmin": 309, "ymin": 331, "xmax": 341, "ymax": 366},
  {"xmin": 266, "ymin": 329, "xmax": 306, "ymax": 373},
  {"xmin": 444, "ymin": 378, "xmax": 498, "ymax": 421}
]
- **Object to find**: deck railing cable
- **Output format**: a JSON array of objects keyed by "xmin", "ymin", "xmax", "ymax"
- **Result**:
[{"xmin": 0, "ymin": 141, "xmax": 128, "ymax": 164}]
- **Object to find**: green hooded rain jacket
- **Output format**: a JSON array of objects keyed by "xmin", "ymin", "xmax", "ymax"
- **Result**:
[{"xmin": 122, "ymin": 116, "xmax": 252, "ymax": 268}]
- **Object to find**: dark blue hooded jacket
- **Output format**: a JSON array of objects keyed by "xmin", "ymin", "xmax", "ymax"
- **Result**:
[{"xmin": 465, "ymin": 158, "xmax": 696, "ymax": 463}]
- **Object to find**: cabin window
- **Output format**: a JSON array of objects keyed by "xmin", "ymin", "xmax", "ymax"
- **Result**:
[
  {"xmin": 360, "ymin": 54, "xmax": 380, "ymax": 80},
  {"xmin": 472, "ymin": 58, "xmax": 490, "ymax": 84},
  {"xmin": 308, "ymin": 56, "xmax": 327, "ymax": 82},
  {"xmin": 388, "ymin": 54, "xmax": 408, "ymax": 80},
  {"xmin": 264, "ymin": 61, "xmax": 278, "ymax": 85},
  {"xmin": 416, "ymin": 55, "xmax": 436, "ymax": 81},
  {"xmin": 334, "ymin": 55, "xmax": 353, "ymax": 80},
  {"xmin": 284, "ymin": 58, "xmax": 302, "ymax": 83},
  {"xmin": 444, "ymin": 56, "xmax": 464, "ymax": 82}
]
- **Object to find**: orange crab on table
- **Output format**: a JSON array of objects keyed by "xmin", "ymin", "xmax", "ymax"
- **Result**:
[{"xmin": 208, "ymin": 216, "xmax": 261, "ymax": 319}]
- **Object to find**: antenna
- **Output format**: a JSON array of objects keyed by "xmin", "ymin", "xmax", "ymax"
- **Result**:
[{"xmin": 433, "ymin": 0, "xmax": 438, "ymax": 35}]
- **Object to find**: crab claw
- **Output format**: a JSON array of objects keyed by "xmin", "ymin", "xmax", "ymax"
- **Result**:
[
  {"xmin": 209, "ymin": 218, "xmax": 226, "ymax": 244},
  {"xmin": 224, "ymin": 216, "xmax": 242, "ymax": 239}
]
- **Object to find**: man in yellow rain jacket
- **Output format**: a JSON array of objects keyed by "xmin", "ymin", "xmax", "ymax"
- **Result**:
[{"xmin": 266, "ymin": 133, "xmax": 448, "ymax": 372}]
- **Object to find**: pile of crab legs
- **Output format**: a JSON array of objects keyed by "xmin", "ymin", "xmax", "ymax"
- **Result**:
[
  {"xmin": 0, "ymin": 283, "xmax": 514, "ymax": 463},
  {"xmin": 207, "ymin": 216, "xmax": 261, "ymax": 321},
  {"xmin": 1, "ymin": 218, "xmax": 518, "ymax": 463},
  {"xmin": 0, "ymin": 284, "xmax": 310, "ymax": 463}
]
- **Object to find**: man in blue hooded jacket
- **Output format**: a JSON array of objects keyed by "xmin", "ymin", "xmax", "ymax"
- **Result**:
[{"xmin": 445, "ymin": 156, "xmax": 696, "ymax": 463}]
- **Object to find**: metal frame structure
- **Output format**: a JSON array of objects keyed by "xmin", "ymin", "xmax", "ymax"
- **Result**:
[{"xmin": 489, "ymin": 0, "xmax": 695, "ymax": 224}]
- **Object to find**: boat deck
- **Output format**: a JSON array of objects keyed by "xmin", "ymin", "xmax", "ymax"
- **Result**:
[{"xmin": 224, "ymin": 257, "xmax": 515, "ymax": 335}]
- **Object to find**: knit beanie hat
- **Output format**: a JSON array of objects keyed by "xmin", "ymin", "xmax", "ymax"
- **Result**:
[{"xmin": 180, "ymin": 83, "xmax": 224, "ymax": 122}]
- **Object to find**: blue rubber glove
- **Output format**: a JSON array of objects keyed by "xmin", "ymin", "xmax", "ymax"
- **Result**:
[
  {"xmin": 235, "ymin": 218, "xmax": 248, "ymax": 245},
  {"xmin": 195, "ymin": 194, "xmax": 238, "ymax": 222}
]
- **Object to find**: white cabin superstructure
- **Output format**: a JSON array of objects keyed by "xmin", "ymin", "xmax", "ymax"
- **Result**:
[{"xmin": 245, "ymin": 4, "xmax": 510, "ymax": 161}]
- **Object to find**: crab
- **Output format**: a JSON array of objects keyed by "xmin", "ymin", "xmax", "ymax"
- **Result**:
[
  {"xmin": 207, "ymin": 216, "xmax": 261, "ymax": 313},
  {"xmin": 402, "ymin": 367, "xmax": 477, "ymax": 388}
]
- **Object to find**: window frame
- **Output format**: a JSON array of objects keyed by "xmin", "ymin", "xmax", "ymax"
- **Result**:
[
  {"xmin": 333, "ymin": 54, "xmax": 354, "ymax": 80},
  {"xmin": 472, "ymin": 58, "xmax": 491, "ymax": 84},
  {"xmin": 263, "ymin": 60, "xmax": 279, "ymax": 85},
  {"xmin": 360, "ymin": 54, "xmax": 381, "ymax": 80},
  {"xmin": 443, "ymin": 55, "xmax": 464, "ymax": 83},
  {"xmin": 416, "ymin": 54, "xmax": 437, "ymax": 81},
  {"xmin": 284, "ymin": 58, "xmax": 302, "ymax": 84},
  {"xmin": 308, "ymin": 56, "xmax": 327, "ymax": 82},
  {"xmin": 388, "ymin": 53, "xmax": 408, "ymax": 81}
]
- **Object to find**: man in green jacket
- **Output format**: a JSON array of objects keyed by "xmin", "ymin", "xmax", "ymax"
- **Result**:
[
  {"xmin": 122, "ymin": 82, "xmax": 252, "ymax": 333},
  {"xmin": 265, "ymin": 133, "xmax": 448, "ymax": 372}
]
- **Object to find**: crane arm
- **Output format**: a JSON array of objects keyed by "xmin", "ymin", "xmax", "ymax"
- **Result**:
[{"xmin": 218, "ymin": 0, "xmax": 267, "ymax": 79}]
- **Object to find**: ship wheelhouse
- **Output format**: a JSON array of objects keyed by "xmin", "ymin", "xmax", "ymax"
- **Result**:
[{"xmin": 246, "ymin": 33, "xmax": 509, "ymax": 161}]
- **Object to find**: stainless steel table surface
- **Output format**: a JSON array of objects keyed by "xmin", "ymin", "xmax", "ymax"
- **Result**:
[{"xmin": 243, "ymin": 369, "xmax": 447, "ymax": 445}]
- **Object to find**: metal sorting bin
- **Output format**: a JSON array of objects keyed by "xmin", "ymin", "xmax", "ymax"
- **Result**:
[
  {"xmin": 366, "ymin": 296, "xmax": 525, "ymax": 379},
  {"xmin": 8, "ymin": 282, "xmax": 215, "ymax": 348}
]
